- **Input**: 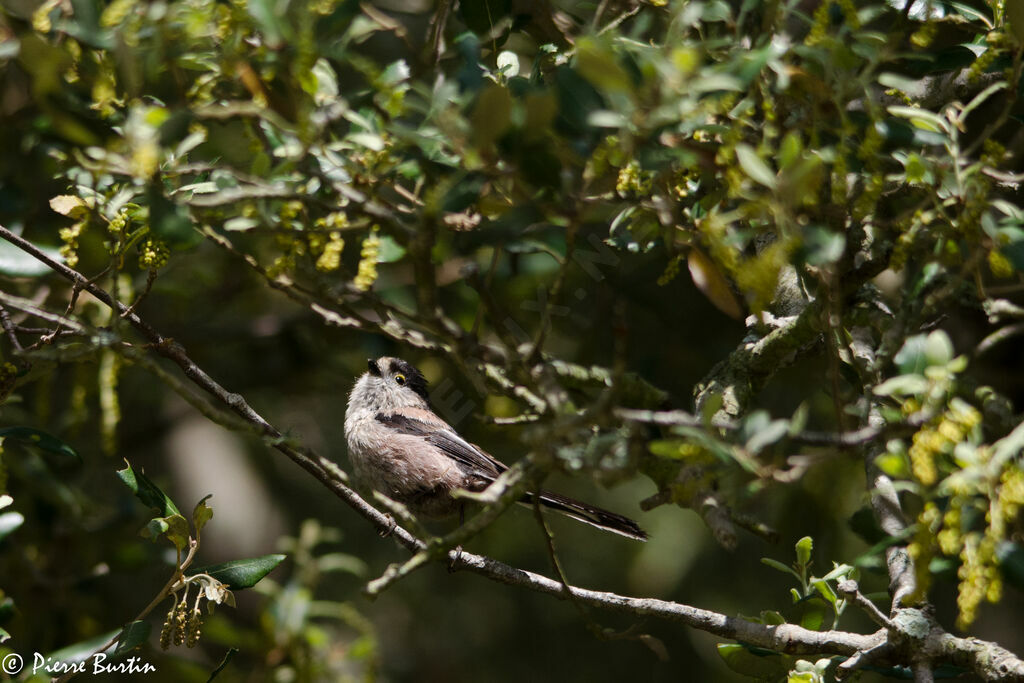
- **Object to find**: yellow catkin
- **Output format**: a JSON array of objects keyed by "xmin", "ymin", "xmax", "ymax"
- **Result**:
[
  {"xmin": 315, "ymin": 232, "xmax": 345, "ymax": 272},
  {"xmin": 353, "ymin": 228, "xmax": 381, "ymax": 291}
]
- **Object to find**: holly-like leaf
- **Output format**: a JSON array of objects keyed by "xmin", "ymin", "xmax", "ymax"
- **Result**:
[
  {"xmin": 117, "ymin": 460, "xmax": 181, "ymax": 517},
  {"xmin": 193, "ymin": 494, "xmax": 214, "ymax": 534},
  {"xmin": 187, "ymin": 554, "xmax": 286, "ymax": 589}
]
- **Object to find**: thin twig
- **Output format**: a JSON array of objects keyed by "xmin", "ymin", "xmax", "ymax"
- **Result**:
[
  {"xmin": 0, "ymin": 303, "xmax": 24, "ymax": 353},
  {"xmin": 54, "ymin": 539, "xmax": 200, "ymax": 683},
  {"xmin": 4, "ymin": 225, "xmax": 1024, "ymax": 680}
]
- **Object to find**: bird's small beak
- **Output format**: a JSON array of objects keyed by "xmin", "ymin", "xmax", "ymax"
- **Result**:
[{"xmin": 367, "ymin": 358, "xmax": 381, "ymax": 376}]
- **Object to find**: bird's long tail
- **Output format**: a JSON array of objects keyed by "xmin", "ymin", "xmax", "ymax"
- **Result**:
[{"xmin": 522, "ymin": 490, "xmax": 648, "ymax": 541}]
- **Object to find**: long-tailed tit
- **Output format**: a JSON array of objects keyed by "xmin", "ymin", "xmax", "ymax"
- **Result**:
[{"xmin": 344, "ymin": 357, "xmax": 647, "ymax": 541}]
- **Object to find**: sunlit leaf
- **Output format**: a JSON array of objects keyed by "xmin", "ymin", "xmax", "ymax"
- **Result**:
[
  {"xmin": 717, "ymin": 642, "xmax": 785, "ymax": 678},
  {"xmin": 688, "ymin": 249, "xmax": 743, "ymax": 319},
  {"xmin": 188, "ymin": 554, "xmax": 287, "ymax": 589},
  {"xmin": 735, "ymin": 144, "xmax": 776, "ymax": 189},
  {"xmin": 193, "ymin": 495, "xmax": 214, "ymax": 534},
  {"xmin": 0, "ymin": 512, "xmax": 24, "ymax": 541}
]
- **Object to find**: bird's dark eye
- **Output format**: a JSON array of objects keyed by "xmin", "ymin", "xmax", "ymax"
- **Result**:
[{"xmin": 394, "ymin": 373, "xmax": 406, "ymax": 385}]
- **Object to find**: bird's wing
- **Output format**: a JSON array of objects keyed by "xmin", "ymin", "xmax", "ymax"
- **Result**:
[{"xmin": 375, "ymin": 412, "xmax": 505, "ymax": 480}]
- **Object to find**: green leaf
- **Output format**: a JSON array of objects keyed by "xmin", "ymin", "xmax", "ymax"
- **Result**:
[
  {"xmin": 142, "ymin": 516, "xmax": 169, "ymax": 538},
  {"xmin": 923, "ymin": 330, "xmax": 954, "ymax": 366},
  {"xmin": 778, "ymin": 131, "xmax": 803, "ymax": 168},
  {"xmin": 188, "ymin": 554, "xmax": 287, "ymax": 589},
  {"xmin": 820, "ymin": 563, "xmax": 854, "ymax": 582},
  {"xmin": 789, "ymin": 403, "xmax": 809, "ymax": 436},
  {"xmin": 148, "ymin": 190, "xmax": 200, "ymax": 249},
  {"xmin": 811, "ymin": 579, "xmax": 838, "ymax": 609},
  {"xmin": 735, "ymin": 144, "xmax": 776, "ymax": 189},
  {"xmin": 111, "ymin": 621, "xmax": 151, "ymax": 659},
  {"xmin": 903, "ymin": 153, "xmax": 927, "ymax": 183},
  {"xmin": 893, "ymin": 334, "xmax": 928, "ymax": 374},
  {"xmin": 795, "ymin": 536, "xmax": 813, "ymax": 567},
  {"xmin": 874, "ymin": 450, "xmax": 909, "ymax": 478},
  {"xmin": 193, "ymin": 495, "xmax": 214, "ymax": 534},
  {"xmin": 0, "ymin": 596, "xmax": 14, "ymax": 624},
  {"xmin": 575, "ymin": 37, "xmax": 632, "ymax": 94},
  {"xmin": 0, "ymin": 239, "xmax": 64, "ymax": 277},
  {"xmin": 873, "ymin": 374, "xmax": 928, "ymax": 397},
  {"xmin": 761, "ymin": 557, "xmax": 801, "ymax": 581},
  {"xmin": 688, "ymin": 249, "xmax": 744, "ymax": 319},
  {"xmin": 717, "ymin": 642, "xmax": 785, "ymax": 678},
  {"xmin": 140, "ymin": 513, "xmax": 190, "ymax": 550},
  {"xmin": 801, "ymin": 225, "xmax": 845, "ymax": 266},
  {"xmin": 945, "ymin": 0, "xmax": 993, "ymax": 27},
  {"xmin": 376, "ymin": 235, "xmax": 406, "ymax": 264},
  {"xmin": 247, "ymin": 0, "xmax": 288, "ymax": 47},
  {"xmin": 887, "ymin": 105, "xmax": 949, "ymax": 134},
  {"xmin": 795, "ymin": 595, "xmax": 830, "ymax": 631},
  {"xmin": 0, "ymin": 427, "xmax": 80, "ymax": 459},
  {"xmin": 746, "ymin": 419, "xmax": 790, "ymax": 453},
  {"xmin": 555, "ymin": 66, "xmax": 606, "ymax": 134},
  {"xmin": 117, "ymin": 460, "xmax": 181, "ymax": 517},
  {"xmin": 701, "ymin": 392, "xmax": 724, "ymax": 427},
  {"xmin": 0, "ymin": 511, "xmax": 24, "ymax": 541},
  {"xmin": 992, "ymin": 420, "xmax": 1024, "ymax": 466},
  {"xmin": 961, "ymin": 82, "xmax": 1008, "ymax": 120},
  {"xmin": 49, "ymin": 194, "xmax": 89, "ymax": 217},
  {"xmin": 471, "ymin": 84, "xmax": 512, "ymax": 147}
]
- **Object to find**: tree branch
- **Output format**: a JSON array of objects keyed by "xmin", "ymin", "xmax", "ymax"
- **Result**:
[{"xmin": 4, "ymin": 225, "xmax": 1024, "ymax": 681}]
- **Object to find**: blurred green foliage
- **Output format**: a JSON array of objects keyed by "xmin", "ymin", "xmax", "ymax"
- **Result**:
[{"xmin": 1, "ymin": 0, "xmax": 1024, "ymax": 680}]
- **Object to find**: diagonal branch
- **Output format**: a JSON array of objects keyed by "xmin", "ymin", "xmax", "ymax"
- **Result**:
[{"xmin": 3, "ymin": 224, "xmax": 1024, "ymax": 681}]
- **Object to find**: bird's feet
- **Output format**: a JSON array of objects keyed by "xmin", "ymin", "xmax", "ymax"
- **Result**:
[
  {"xmin": 448, "ymin": 545, "xmax": 463, "ymax": 572},
  {"xmin": 379, "ymin": 514, "xmax": 397, "ymax": 537}
]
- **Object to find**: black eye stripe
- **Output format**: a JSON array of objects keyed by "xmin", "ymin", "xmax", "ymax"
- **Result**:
[{"xmin": 384, "ymin": 358, "xmax": 430, "ymax": 400}]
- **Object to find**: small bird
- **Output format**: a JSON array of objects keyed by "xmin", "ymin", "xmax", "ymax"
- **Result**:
[{"xmin": 345, "ymin": 357, "xmax": 647, "ymax": 541}]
